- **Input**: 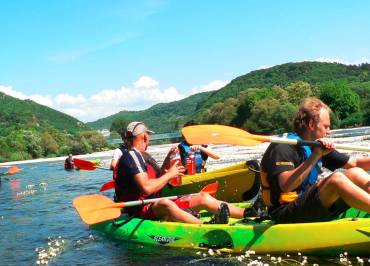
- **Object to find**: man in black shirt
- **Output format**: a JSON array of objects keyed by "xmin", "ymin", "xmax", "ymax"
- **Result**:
[{"xmin": 261, "ymin": 98, "xmax": 370, "ymax": 223}]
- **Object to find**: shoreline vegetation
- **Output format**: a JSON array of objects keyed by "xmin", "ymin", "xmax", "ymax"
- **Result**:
[
  {"xmin": 2, "ymin": 62, "xmax": 370, "ymax": 164},
  {"xmin": 2, "ymin": 126, "xmax": 369, "ymax": 167}
]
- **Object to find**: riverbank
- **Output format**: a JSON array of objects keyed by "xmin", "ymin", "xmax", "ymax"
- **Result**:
[
  {"xmin": 1, "ymin": 127, "xmax": 369, "ymax": 167},
  {"xmin": 0, "ymin": 150, "xmax": 114, "ymax": 167}
]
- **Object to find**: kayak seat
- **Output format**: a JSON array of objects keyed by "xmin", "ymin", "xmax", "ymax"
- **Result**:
[{"xmin": 242, "ymin": 160, "xmax": 261, "ymax": 201}]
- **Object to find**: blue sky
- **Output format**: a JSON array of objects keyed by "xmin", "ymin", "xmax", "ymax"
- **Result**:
[{"xmin": 1, "ymin": 1, "xmax": 370, "ymax": 122}]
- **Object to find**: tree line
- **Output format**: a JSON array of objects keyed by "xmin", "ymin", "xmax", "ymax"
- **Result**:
[{"xmin": 200, "ymin": 80, "xmax": 370, "ymax": 134}]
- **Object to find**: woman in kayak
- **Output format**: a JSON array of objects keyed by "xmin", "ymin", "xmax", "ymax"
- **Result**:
[
  {"xmin": 261, "ymin": 98, "xmax": 370, "ymax": 223},
  {"xmin": 115, "ymin": 121, "xmax": 250, "ymax": 224},
  {"xmin": 178, "ymin": 121, "xmax": 220, "ymax": 174}
]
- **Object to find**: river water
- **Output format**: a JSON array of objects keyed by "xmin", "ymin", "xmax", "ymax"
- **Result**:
[{"xmin": 1, "ymin": 128, "xmax": 370, "ymax": 265}]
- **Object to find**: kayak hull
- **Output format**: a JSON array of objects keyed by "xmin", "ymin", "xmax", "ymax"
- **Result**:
[
  {"xmin": 92, "ymin": 208, "xmax": 370, "ymax": 256},
  {"xmin": 162, "ymin": 161, "xmax": 260, "ymax": 202}
]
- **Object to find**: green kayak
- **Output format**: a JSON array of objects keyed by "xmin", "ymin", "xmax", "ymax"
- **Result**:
[{"xmin": 91, "ymin": 207, "xmax": 370, "ymax": 256}]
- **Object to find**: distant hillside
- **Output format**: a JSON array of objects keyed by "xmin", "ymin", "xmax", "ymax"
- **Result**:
[
  {"xmin": 0, "ymin": 92, "xmax": 110, "ymax": 163},
  {"xmin": 87, "ymin": 91, "xmax": 213, "ymax": 133},
  {"xmin": 199, "ymin": 61, "xmax": 370, "ymax": 110},
  {"xmin": 0, "ymin": 92, "xmax": 89, "ymax": 133},
  {"xmin": 88, "ymin": 61, "xmax": 370, "ymax": 132}
]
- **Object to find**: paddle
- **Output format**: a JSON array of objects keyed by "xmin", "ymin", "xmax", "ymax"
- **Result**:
[
  {"xmin": 99, "ymin": 180, "xmax": 115, "ymax": 192},
  {"xmin": 73, "ymin": 158, "xmax": 110, "ymax": 171},
  {"xmin": 73, "ymin": 182, "xmax": 218, "ymax": 225},
  {"xmin": 182, "ymin": 125, "xmax": 370, "ymax": 152}
]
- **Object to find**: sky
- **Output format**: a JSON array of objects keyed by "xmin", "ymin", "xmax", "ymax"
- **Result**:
[{"xmin": 1, "ymin": 0, "xmax": 370, "ymax": 122}]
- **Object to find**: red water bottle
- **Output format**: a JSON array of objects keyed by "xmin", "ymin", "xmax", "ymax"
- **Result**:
[
  {"xmin": 186, "ymin": 151, "xmax": 196, "ymax": 175},
  {"xmin": 169, "ymin": 151, "xmax": 182, "ymax": 186}
]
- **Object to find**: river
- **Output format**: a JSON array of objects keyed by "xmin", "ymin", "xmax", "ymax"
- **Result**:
[{"xmin": 1, "ymin": 127, "xmax": 370, "ymax": 265}]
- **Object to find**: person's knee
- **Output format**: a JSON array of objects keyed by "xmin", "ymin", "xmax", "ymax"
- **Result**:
[
  {"xmin": 196, "ymin": 191, "xmax": 213, "ymax": 205},
  {"xmin": 327, "ymin": 172, "xmax": 349, "ymax": 188},
  {"xmin": 155, "ymin": 199, "xmax": 176, "ymax": 211},
  {"xmin": 152, "ymin": 199, "xmax": 179, "ymax": 219},
  {"xmin": 344, "ymin": 167, "xmax": 367, "ymax": 179}
]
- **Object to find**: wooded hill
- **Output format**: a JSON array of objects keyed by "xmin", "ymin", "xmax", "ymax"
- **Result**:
[
  {"xmin": 0, "ymin": 92, "xmax": 108, "ymax": 162},
  {"xmin": 2, "ymin": 61, "xmax": 369, "ymax": 162},
  {"xmin": 88, "ymin": 61, "xmax": 370, "ymax": 134}
]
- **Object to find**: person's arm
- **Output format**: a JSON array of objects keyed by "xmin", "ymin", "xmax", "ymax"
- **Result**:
[
  {"xmin": 110, "ymin": 149, "xmax": 122, "ymax": 170},
  {"xmin": 278, "ymin": 151, "xmax": 321, "ymax": 192},
  {"xmin": 345, "ymin": 157, "xmax": 370, "ymax": 171},
  {"xmin": 110, "ymin": 159, "xmax": 118, "ymax": 170},
  {"xmin": 278, "ymin": 138, "xmax": 333, "ymax": 192},
  {"xmin": 191, "ymin": 145, "xmax": 220, "ymax": 160},
  {"xmin": 135, "ymin": 160, "xmax": 185, "ymax": 195}
]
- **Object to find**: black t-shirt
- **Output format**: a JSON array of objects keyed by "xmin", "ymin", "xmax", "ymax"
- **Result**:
[
  {"xmin": 261, "ymin": 143, "xmax": 350, "ymax": 205},
  {"xmin": 115, "ymin": 149, "xmax": 148, "ymax": 202}
]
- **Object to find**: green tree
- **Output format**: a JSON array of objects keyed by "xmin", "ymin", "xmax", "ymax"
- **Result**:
[
  {"xmin": 201, "ymin": 98, "xmax": 239, "ymax": 125},
  {"xmin": 110, "ymin": 117, "xmax": 129, "ymax": 134},
  {"xmin": 232, "ymin": 88, "xmax": 272, "ymax": 127},
  {"xmin": 41, "ymin": 132, "xmax": 59, "ymax": 156},
  {"xmin": 23, "ymin": 130, "xmax": 43, "ymax": 158},
  {"xmin": 285, "ymin": 81, "xmax": 314, "ymax": 105},
  {"xmin": 320, "ymin": 81, "xmax": 360, "ymax": 121},
  {"xmin": 245, "ymin": 98, "xmax": 295, "ymax": 133},
  {"xmin": 80, "ymin": 131, "xmax": 107, "ymax": 151}
]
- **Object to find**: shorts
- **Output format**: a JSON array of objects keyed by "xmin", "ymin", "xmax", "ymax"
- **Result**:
[
  {"xmin": 133, "ymin": 196, "xmax": 193, "ymax": 221},
  {"xmin": 269, "ymin": 184, "xmax": 349, "ymax": 223}
]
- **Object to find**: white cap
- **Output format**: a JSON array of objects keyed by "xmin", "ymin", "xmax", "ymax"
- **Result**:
[{"xmin": 126, "ymin": 121, "xmax": 154, "ymax": 136}]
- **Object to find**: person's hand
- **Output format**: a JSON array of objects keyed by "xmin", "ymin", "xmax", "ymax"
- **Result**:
[
  {"xmin": 190, "ymin": 145, "xmax": 202, "ymax": 151},
  {"xmin": 168, "ymin": 146, "xmax": 179, "ymax": 155},
  {"xmin": 167, "ymin": 160, "xmax": 185, "ymax": 178},
  {"xmin": 312, "ymin": 138, "xmax": 335, "ymax": 157}
]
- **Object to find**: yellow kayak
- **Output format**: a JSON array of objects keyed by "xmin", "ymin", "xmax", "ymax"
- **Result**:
[{"xmin": 162, "ymin": 160, "xmax": 260, "ymax": 202}]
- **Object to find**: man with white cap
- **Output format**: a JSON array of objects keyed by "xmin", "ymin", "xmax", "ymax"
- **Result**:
[{"xmin": 115, "ymin": 121, "xmax": 248, "ymax": 224}]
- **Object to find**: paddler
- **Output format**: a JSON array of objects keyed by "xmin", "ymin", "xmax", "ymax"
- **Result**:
[
  {"xmin": 115, "ymin": 121, "xmax": 251, "ymax": 224},
  {"xmin": 261, "ymin": 97, "xmax": 370, "ymax": 223},
  {"xmin": 64, "ymin": 154, "xmax": 74, "ymax": 170},
  {"xmin": 110, "ymin": 128, "xmax": 161, "ymax": 180},
  {"xmin": 178, "ymin": 120, "xmax": 220, "ymax": 174}
]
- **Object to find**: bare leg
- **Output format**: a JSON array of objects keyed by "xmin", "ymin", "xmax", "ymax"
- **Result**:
[
  {"xmin": 188, "ymin": 192, "xmax": 245, "ymax": 218},
  {"xmin": 152, "ymin": 199, "xmax": 202, "ymax": 224},
  {"xmin": 318, "ymin": 172, "xmax": 370, "ymax": 213},
  {"xmin": 344, "ymin": 167, "xmax": 370, "ymax": 193}
]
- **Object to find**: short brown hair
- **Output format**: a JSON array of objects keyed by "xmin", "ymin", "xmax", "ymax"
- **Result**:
[{"xmin": 293, "ymin": 98, "xmax": 331, "ymax": 134}]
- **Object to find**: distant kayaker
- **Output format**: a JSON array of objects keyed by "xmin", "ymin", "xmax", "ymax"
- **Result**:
[
  {"xmin": 64, "ymin": 154, "xmax": 74, "ymax": 170},
  {"xmin": 178, "ymin": 121, "xmax": 220, "ymax": 174},
  {"xmin": 261, "ymin": 97, "xmax": 370, "ymax": 223},
  {"xmin": 115, "ymin": 121, "xmax": 250, "ymax": 224}
]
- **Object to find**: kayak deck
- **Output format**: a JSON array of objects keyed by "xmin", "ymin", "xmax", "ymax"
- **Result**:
[
  {"xmin": 92, "ymin": 208, "xmax": 370, "ymax": 256},
  {"xmin": 162, "ymin": 161, "xmax": 260, "ymax": 202}
]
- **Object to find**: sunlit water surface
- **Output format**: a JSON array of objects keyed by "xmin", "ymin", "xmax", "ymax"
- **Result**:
[{"xmin": 1, "ymin": 127, "xmax": 370, "ymax": 265}]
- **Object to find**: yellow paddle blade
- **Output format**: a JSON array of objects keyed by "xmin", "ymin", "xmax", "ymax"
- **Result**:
[
  {"xmin": 73, "ymin": 194, "xmax": 124, "ymax": 225},
  {"xmin": 182, "ymin": 125, "xmax": 268, "ymax": 146}
]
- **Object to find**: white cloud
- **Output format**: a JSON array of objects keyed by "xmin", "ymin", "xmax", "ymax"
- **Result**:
[
  {"xmin": 0, "ymin": 76, "xmax": 191, "ymax": 122},
  {"xmin": 28, "ymin": 94, "xmax": 54, "ymax": 107},
  {"xmin": 133, "ymin": 76, "xmax": 159, "ymax": 88},
  {"xmin": 0, "ymin": 85, "xmax": 27, "ymax": 99},
  {"xmin": 190, "ymin": 80, "xmax": 229, "ymax": 95},
  {"xmin": 256, "ymin": 65, "xmax": 273, "ymax": 70},
  {"xmin": 54, "ymin": 93, "xmax": 87, "ymax": 105}
]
